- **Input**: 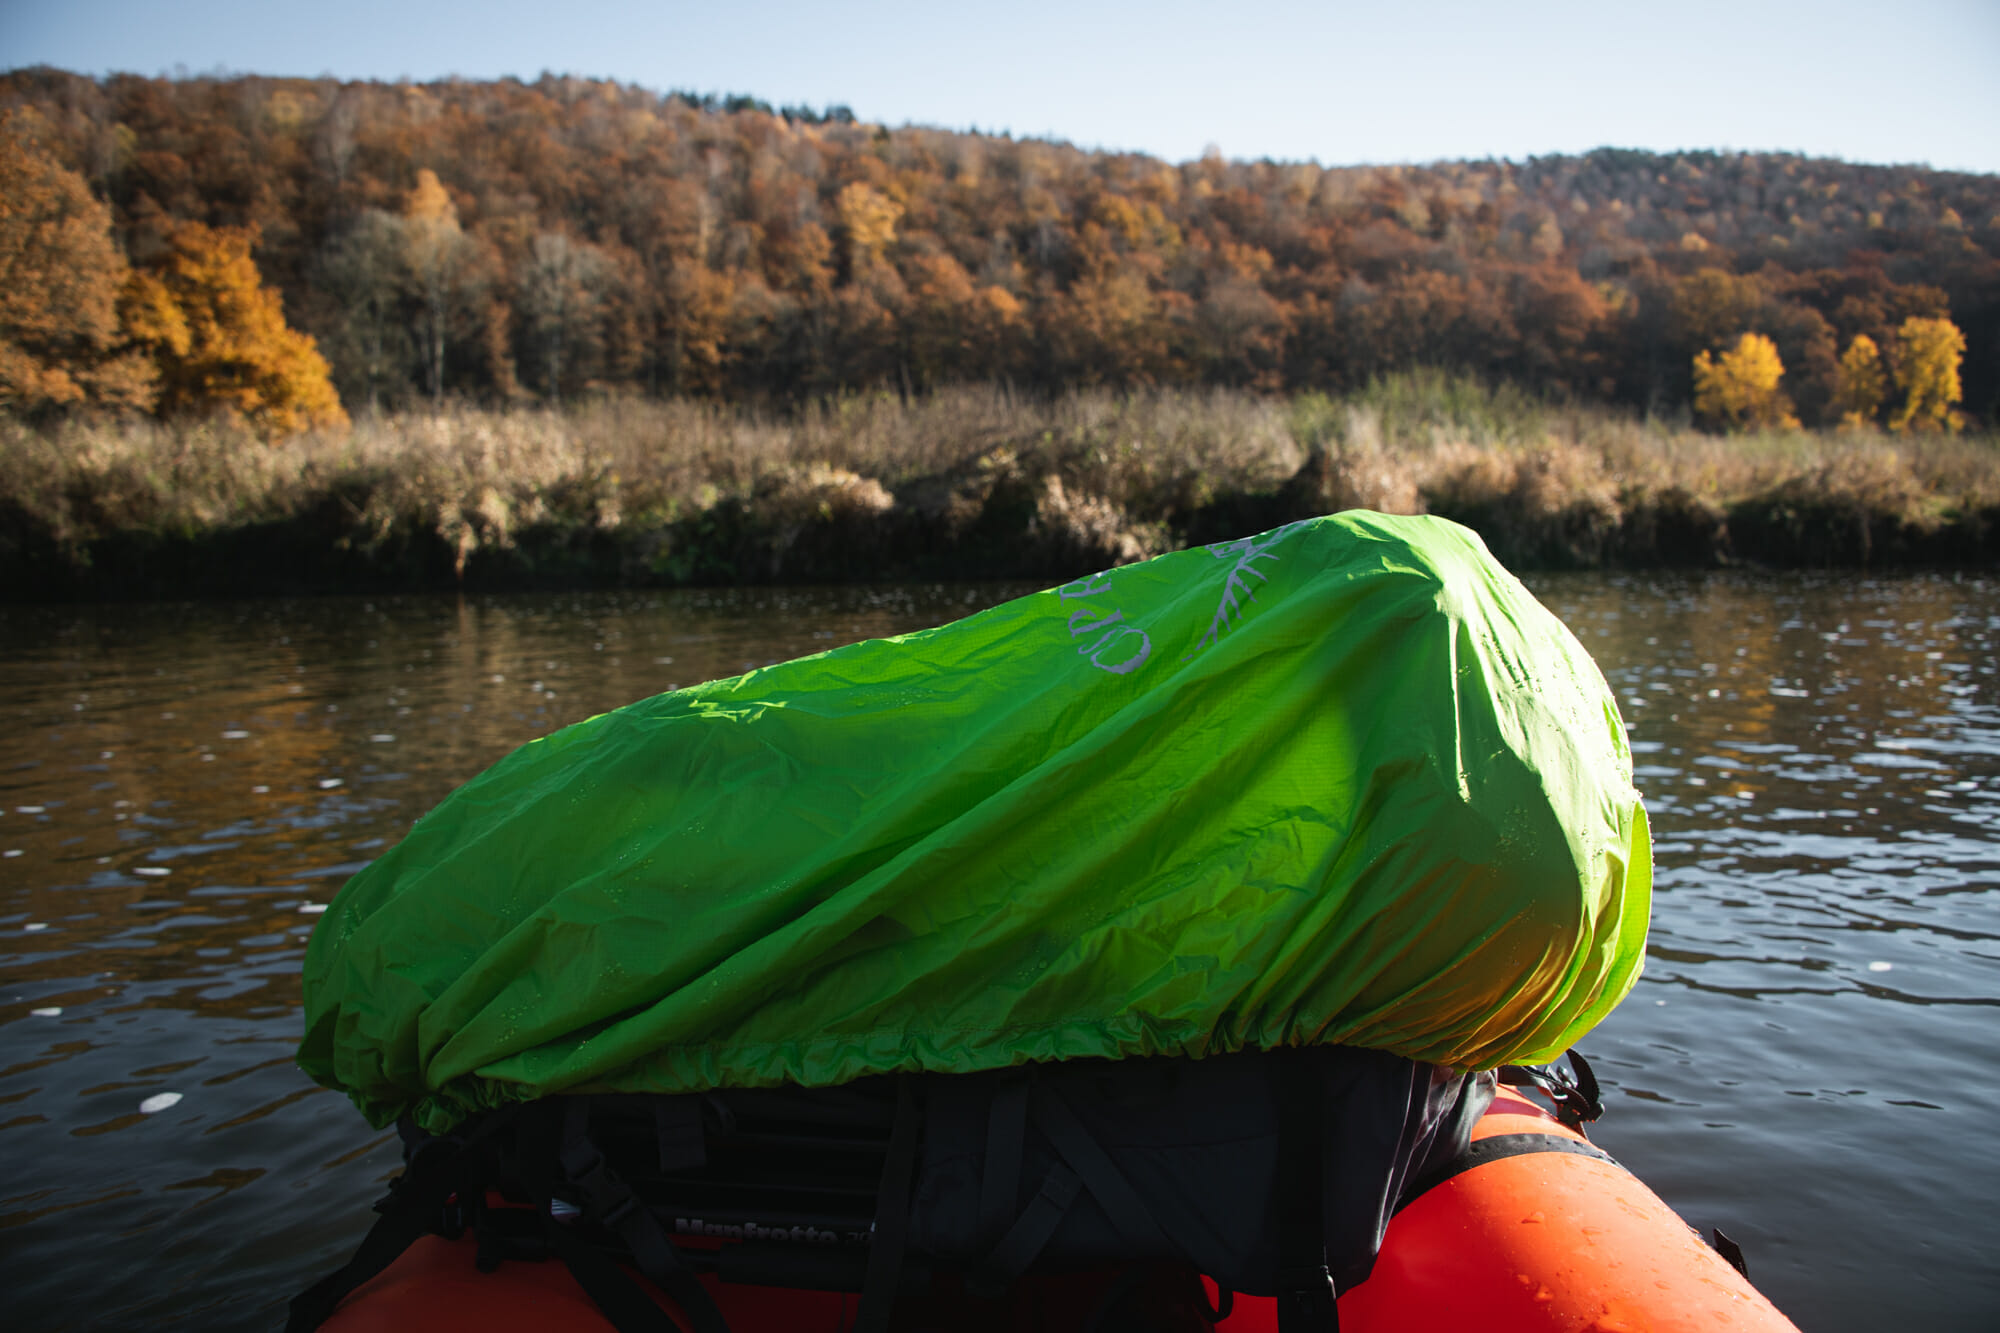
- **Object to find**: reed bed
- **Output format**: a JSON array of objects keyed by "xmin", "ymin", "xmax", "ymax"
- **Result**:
[{"xmin": 4, "ymin": 375, "xmax": 1996, "ymax": 598}]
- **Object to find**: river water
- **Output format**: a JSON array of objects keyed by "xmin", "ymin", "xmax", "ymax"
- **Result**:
[{"xmin": 2, "ymin": 573, "xmax": 1996, "ymax": 1331}]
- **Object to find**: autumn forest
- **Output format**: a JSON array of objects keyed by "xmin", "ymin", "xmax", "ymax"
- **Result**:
[{"xmin": 3, "ymin": 68, "xmax": 1997, "ymax": 593}]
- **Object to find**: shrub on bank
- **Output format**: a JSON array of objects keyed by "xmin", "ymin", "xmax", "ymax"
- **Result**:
[{"xmin": 3, "ymin": 377, "xmax": 1996, "ymax": 599}]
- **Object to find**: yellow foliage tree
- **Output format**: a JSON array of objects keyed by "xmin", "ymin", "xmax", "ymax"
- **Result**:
[
  {"xmin": 835, "ymin": 182, "xmax": 901, "ymax": 267},
  {"xmin": 1889, "ymin": 315, "xmax": 1965, "ymax": 432},
  {"xmin": 1833, "ymin": 334, "xmax": 1886, "ymax": 427},
  {"xmin": 123, "ymin": 220, "xmax": 347, "ymax": 436},
  {"xmin": 0, "ymin": 113, "xmax": 156, "ymax": 413},
  {"xmin": 403, "ymin": 168, "xmax": 472, "ymax": 403},
  {"xmin": 1692, "ymin": 332, "xmax": 1798, "ymax": 432}
]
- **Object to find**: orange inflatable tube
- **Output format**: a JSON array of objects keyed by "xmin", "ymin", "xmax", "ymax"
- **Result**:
[
  {"xmin": 324, "ymin": 1081, "xmax": 1801, "ymax": 1332},
  {"xmin": 1211, "ymin": 1083, "xmax": 1800, "ymax": 1333}
]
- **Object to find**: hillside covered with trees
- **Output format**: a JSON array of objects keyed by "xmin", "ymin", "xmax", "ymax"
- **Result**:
[{"xmin": 4, "ymin": 67, "xmax": 1996, "ymax": 427}]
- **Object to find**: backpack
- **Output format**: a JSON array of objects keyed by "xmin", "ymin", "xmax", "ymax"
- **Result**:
[{"xmin": 289, "ymin": 1045, "xmax": 1495, "ymax": 1333}]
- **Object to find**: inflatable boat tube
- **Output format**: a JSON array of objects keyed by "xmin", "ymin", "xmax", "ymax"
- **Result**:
[{"xmin": 1267, "ymin": 1082, "xmax": 1800, "ymax": 1332}]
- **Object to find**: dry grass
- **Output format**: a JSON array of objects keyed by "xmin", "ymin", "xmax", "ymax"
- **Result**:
[{"xmin": 4, "ymin": 376, "xmax": 1996, "ymax": 592}]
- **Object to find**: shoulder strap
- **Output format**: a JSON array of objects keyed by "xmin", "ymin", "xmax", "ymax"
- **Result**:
[
  {"xmin": 854, "ymin": 1075, "xmax": 923, "ymax": 1333},
  {"xmin": 541, "ymin": 1222, "xmax": 690, "ymax": 1333},
  {"xmin": 976, "ymin": 1075, "xmax": 1031, "ymax": 1248},
  {"xmin": 554, "ymin": 1098, "xmax": 733, "ymax": 1333},
  {"xmin": 1029, "ymin": 1081, "xmax": 1170, "ymax": 1251},
  {"xmin": 1273, "ymin": 1049, "xmax": 1339, "ymax": 1333},
  {"xmin": 970, "ymin": 1072, "xmax": 1180, "ymax": 1296},
  {"xmin": 285, "ymin": 1118, "xmax": 500, "ymax": 1332}
]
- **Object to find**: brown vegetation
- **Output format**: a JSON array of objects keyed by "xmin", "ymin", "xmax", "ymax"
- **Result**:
[{"xmin": 4, "ymin": 377, "xmax": 1994, "ymax": 600}]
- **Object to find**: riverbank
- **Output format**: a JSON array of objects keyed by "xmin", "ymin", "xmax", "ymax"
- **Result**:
[{"xmin": 5, "ymin": 376, "xmax": 1997, "ymax": 599}]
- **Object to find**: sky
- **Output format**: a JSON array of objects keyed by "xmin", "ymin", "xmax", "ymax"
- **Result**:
[{"xmin": 4, "ymin": 0, "xmax": 1997, "ymax": 173}]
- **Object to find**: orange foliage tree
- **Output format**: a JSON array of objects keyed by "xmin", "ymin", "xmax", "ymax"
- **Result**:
[
  {"xmin": 6, "ymin": 72, "xmax": 1995, "ymax": 420},
  {"xmin": 123, "ymin": 220, "xmax": 347, "ymax": 435},
  {"xmin": 0, "ymin": 114, "xmax": 156, "ymax": 413}
]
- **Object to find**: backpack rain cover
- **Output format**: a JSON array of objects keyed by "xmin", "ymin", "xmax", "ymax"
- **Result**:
[{"xmin": 300, "ymin": 513, "xmax": 1651, "ymax": 1132}]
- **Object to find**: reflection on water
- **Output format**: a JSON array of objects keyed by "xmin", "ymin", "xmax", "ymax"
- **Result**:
[
  {"xmin": 1530, "ymin": 572, "xmax": 2000, "ymax": 1330},
  {"xmin": 2, "ymin": 573, "xmax": 1997, "ymax": 1330},
  {"xmin": 0, "ymin": 584, "xmax": 1022, "ymax": 1330}
]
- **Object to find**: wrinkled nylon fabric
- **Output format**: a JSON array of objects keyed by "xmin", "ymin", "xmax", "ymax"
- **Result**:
[{"xmin": 299, "ymin": 513, "xmax": 1650, "ymax": 1133}]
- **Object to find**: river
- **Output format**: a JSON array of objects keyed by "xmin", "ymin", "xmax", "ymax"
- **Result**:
[{"xmin": 2, "ymin": 572, "xmax": 1996, "ymax": 1330}]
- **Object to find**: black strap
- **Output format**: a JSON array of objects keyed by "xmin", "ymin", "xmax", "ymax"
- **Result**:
[
  {"xmin": 970, "ymin": 1161, "xmax": 1081, "ymax": 1295},
  {"xmin": 977, "ymin": 1076, "xmax": 1031, "ymax": 1248},
  {"xmin": 1496, "ymin": 1049, "xmax": 1603, "ymax": 1130},
  {"xmin": 1273, "ymin": 1051, "xmax": 1338, "ymax": 1333},
  {"xmin": 285, "ymin": 1129, "xmax": 491, "ymax": 1332},
  {"xmin": 854, "ymin": 1076, "xmax": 921, "ymax": 1333},
  {"xmin": 543, "ymin": 1219, "xmax": 687, "ymax": 1333},
  {"xmin": 1028, "ymin": 1082, "xmax": 1169, "ymax": 1252},
  {"xmin": 472, "ymin": 1202, "xmax": 550, "ymax": 1272},
  {"xmin": 654, "ymin": 1098, "xmax": 707, "ymax": 1172},
  {"xmin": 556, "ymin": 1099, "xmax": 732, "ymax": 1333},
  {"xmin": 1395, "ymin": 1132, "xmax": 1621, "ymax": 1212}
]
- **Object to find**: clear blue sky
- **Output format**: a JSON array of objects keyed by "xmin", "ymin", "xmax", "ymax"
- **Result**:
[{"xmin": 4, "ymin": 0, "xmax": 1997, "ymax": 173}]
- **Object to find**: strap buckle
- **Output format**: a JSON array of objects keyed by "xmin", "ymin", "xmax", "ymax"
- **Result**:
[
  {"xmin": 1497, "ymin": 1049, "xmax": 1603, "ymax": 1131},
  {"xmin": 1276, "ymin": 1262, "xmax": 1339, "ymax": 1331},
  {"xmin": 558, "ymin": 1138, "xmax": 639, "ymax": 1228}
]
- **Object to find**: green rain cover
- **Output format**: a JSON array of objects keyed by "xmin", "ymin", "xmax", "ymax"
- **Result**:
[{"xmin": 300, "ymin": 513, "xmax": 1650, "ymax": 1132}]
